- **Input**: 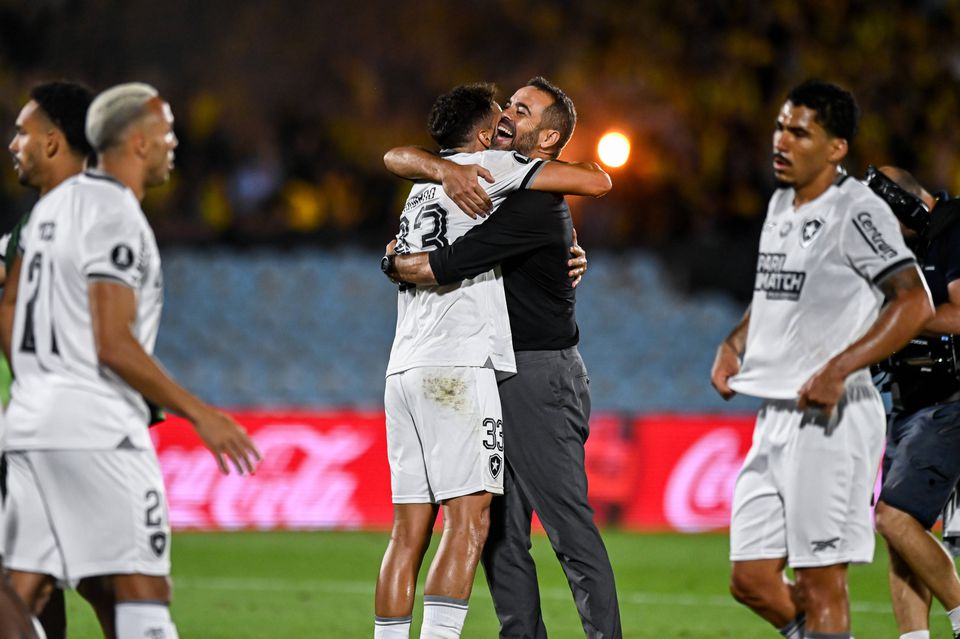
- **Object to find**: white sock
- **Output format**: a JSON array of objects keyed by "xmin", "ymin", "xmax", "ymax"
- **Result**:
[
  {"xmin": 900, "ymin": 631, "xmax": 930, "ymax": 639},
  {"xmin": 420, "ymin": 595, "xmax": 468, "ymax": 639},
  {"xmin": 116, "ymin": 602, "xmax": 179, "ymax": 639},
  {"xmin": 31, "ymin": 617, "xmax": 47, "ymax": 639},
  {"xmin": 950, "ymin": 605, "xmax": 960, "ymax": 634},
  {"xmin": 374, "ymin": 615, "xmax": 411, "ymax": 638}
]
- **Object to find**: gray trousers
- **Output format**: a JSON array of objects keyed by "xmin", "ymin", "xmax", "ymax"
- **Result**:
[{"xmin": 482, "ymin": 347, "xmax": 622, "ymax": 639}]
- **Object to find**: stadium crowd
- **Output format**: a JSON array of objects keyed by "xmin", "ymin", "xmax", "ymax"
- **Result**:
[
  {"xmin": 2, "ymin": 2, "xmax": 960, "ymax": 638},
  {"xmin": 1, "ymin": 0, "xmax": 958, "ymax": 276}
]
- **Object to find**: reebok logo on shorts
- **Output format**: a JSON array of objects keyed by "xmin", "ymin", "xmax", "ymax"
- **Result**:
[{"xmin": 811, "ymin": 537, "xmax": 839, "ymax": 552}]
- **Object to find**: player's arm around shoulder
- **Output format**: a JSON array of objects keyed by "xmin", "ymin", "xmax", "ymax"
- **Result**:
[
  {"xmin": 384, "ymin": 145, "xmax": 493, "ymax": 218},
  {"xmin": 527, "ymin": 159, "xmax": 612, "ymax": 197},
  {"xmin": 89, "ymin": 281, "xmax": 261, "ymax": 474}
]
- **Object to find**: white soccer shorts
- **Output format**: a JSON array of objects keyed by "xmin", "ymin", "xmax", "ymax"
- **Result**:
[
  {"xmin": 384, "ymin": 366, "xmax": 504, "ymax": 503},
  {"xmin": 730, "ymin": 388, "xmax": 885, "ymax": 568},
  {"xmin": 3, "ymin": 449, "xmax": 171, "ymax": 586}
]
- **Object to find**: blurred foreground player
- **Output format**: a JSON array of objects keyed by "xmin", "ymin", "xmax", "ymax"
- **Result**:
[
  {"xmin": 710, "ymin": 80, "xmax": 933, "ymax": 638},
  {"xmin": 0, "ymin": 83, "xmax": 260, "ymax": 639},
  {"xmin": 376, "ymin": 82, "xmax": 607, "ymax": 639},
  {"xmin": 866, "ymin": 166, "xmax": 960, "ymax": 639},
  {"xmin": 2, "ymin": 80, "xmax": 101, "ymax": 639}
]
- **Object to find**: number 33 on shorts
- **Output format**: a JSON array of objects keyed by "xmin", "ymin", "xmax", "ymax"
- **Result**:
[{"xmin": 483, "ymin": 417, "xmax": 503, "ymax": 479}]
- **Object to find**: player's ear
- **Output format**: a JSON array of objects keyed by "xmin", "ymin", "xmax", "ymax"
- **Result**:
[
  {"xmin": 828, "ymin": 137, "xmax": 848, "ymax": 164},
  {"xmin": 478, "ymin": 127, "xmax": 493, "ymax": 149},
  {"xmin": 539, "ymin": 128, "xmax": 561, "ymax": 154},
  {"xmin": 44, "ymin": 128, "xmax": 61, "ymax": 160}
]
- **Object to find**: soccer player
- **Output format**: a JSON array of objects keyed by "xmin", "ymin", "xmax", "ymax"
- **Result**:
[
  {"xmin": 375, "ymin": 81, "xmax": 609, "ymax": 639},
  {"xmin": 710, "ymin": 80, "xmax": 934, "ymax": 639},
  {"xmin": 0, "ymin": 82, "xmax": 260, "ymax": 639},
  {"xmin": 382, "ymin": 77, "xmax": 621, "ymax": 639},
  {"xmin": 868, "ymin": 166, "xmax": 960, "ymax": 639},
  {"xmin": 2, "ymin": 80, "xmax": 100, "ymax": 639}
]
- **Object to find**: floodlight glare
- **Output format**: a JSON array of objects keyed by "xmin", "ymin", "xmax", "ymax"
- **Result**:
[{"xmin": 598, "ymin": 131, "xmax": 630, "ymax": 168}]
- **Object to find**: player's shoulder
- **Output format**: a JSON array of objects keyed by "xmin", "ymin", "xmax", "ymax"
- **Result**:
[
  {"xmin": 833, "ymin": 175, "xmax": 894, "ymax": 220},
  {"xmin": 72, "ymin": 172, "xmax": 142, "ymax": 217},
  {"xmin": 449, "ymin": 148, "xmax": 541, "ymax": 171},
  {"xmin": 74, "ymin": 171, "xmax": 132, "ymax": 200}
]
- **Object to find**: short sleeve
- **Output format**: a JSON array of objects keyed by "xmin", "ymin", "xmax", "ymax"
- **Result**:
[
  {"xmin": 480, "ymin": 150, "xmax": 544, "ymax": 199},
  {"xmin": 80, "ymin": 202, "xmax": 145, "ymax": 288},
  {"xmin": 842, "ymin": 203, "xmax": 917, "ymax": 285}
]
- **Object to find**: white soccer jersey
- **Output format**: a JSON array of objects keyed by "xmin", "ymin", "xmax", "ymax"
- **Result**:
[
  {"xmin": 386, "ymin": 149, "xmax": 544, "ymax": 376},
  {"xmin": 4, "ymin": 171, "xmax": 163, "ymax": 450},
  {"xmin": 730, "ymin": 176, "xmax": 921, "ymax": 399}
]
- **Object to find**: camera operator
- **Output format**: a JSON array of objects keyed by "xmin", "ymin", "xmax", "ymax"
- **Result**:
[{"xmin": 869, "ymin": 165, "xmax": 960, "ymax": 639}]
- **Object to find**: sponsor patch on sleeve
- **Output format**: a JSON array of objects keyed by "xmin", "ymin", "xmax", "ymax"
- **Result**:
[
  {"xmin": 111, "ymin": 243, "xmax": 135, "ymax": 270},
  {"xmin": 851, "ymin": 211, "xmax": 898, "ymax": 260}
]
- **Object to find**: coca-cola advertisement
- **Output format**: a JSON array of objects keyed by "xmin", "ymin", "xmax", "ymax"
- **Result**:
[
  {"xmin": 619, "ymin": 415, "xmax": 755, "ymax": 532},
  {"xmin": 153, "ymin": 411, "xmax": 757, "ymax": 532},
  {"xmin": 153, "ymin": 411, "xmax": 393, "ymax": 530}
]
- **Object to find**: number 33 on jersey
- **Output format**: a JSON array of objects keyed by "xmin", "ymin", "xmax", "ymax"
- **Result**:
[{"xmin": 393, "ymin": 149, "xmax": 544, "ymax": 254}]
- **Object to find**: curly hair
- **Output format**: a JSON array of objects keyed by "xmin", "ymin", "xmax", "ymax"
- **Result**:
[
  {"xmin": 428, "ymin": 82, "xmax": 497, "ymax": 150},
  {"xmin": 30, "ymin": 81, "xmax": 95, "ymax": 162},
  {"xmin": 787, "ymin": 80, "xmax": 859, "ymax": 143}
]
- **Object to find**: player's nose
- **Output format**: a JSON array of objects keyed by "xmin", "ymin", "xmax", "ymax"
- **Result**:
[{"xmin": 773, "ymin": 133, "xmax": 789, "ymax": 153}]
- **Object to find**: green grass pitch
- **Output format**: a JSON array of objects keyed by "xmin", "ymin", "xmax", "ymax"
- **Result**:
[{"xmin": 61, "ymin": 530, "xmax": 956, "ymax": 637}]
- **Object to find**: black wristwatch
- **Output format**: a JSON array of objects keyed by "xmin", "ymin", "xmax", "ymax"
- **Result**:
[{"xmin": 380, "ymin": 253, "xmax": 396, "ymax": 277}]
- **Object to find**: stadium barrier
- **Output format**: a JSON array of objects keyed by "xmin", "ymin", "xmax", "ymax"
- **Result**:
[{"xmin": 154, "ymin": 411, "xmax": 758, "ymax": 532}]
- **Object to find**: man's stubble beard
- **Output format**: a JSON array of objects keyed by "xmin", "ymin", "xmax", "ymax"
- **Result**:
[{"xmin": 511, "ymin": 128, "xmax": 539, "ymax": 157}]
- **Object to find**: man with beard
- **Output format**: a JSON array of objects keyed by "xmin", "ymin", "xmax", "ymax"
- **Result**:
[
  {"xmin": 382, "ymin": 76, "xmax": 622, "ymax": 639},
  {"xmin": 1, "ymin": 82, "xmax": 260, "ymax": 639},
  {"xmin": 376, "ymin": 80, "xmax": 608, "ymax": 639},
  {"xmin": 710, "ymin": 80, "xmax": 933, "ymax": 639},
  {"xmin": 2, "ymin": 80, "xmax": 101, "ymax": 639}
]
